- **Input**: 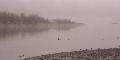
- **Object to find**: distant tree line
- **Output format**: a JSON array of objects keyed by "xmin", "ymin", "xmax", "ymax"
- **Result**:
[
  {"xmin": 53, "ymin": 19, "xmax": 75, "ymax": 24},
  {"xmin": 0, "ymin": 11, "xmax": 50, "ymax": 25},
  {"xmin": 0, "ymin": 11, "xmax": 77, "ymax": 25}
]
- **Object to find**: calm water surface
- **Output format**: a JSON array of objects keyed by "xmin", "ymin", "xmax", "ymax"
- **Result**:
[{"xmin": 0, "ymin": 18, "xmax": 120, "ymax": 60}]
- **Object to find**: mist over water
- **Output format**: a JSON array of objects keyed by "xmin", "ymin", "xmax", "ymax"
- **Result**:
[
  {"xmin": 0, "ymin": 19, "xmax": 120, "ymax": 60},
  {"xmin": 0, "ymin": 0, "xmax": 120, "ymax": 60},
  {"xmin": 0, "ymin": 23, "xmax": 82, "ymax": 40},
  {"xmin": 0, "ymin": 23, "xmax": 84, "ymax": 60}
]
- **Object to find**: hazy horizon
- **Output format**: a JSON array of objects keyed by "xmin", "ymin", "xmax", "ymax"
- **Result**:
[{"xmin": 0, "ymin": 0, "xmax": 120, "ymax": 19}]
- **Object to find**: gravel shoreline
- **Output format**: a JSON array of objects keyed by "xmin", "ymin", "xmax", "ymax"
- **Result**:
[{"xmin": 23, "ymin": 48, "xmax": 120, "ymax": 60}]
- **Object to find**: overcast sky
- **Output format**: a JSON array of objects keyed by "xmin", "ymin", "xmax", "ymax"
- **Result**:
[{"xmin": 0, "ymin": 0, "xmax": 120, "ymax": 18}]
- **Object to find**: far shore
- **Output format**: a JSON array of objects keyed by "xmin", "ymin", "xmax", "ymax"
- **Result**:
[{"xmin": 0, "ymin": 22, "xmax": 84, "ymax": 30}]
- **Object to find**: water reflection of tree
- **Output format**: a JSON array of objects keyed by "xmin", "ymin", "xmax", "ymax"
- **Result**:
[
  {"xmin": 52, "ymin": 23, "xmax": 85, "ymax": 31},
  {"xmin": 0, "ymin": 23, "xmax": 84, "ymax": 40},
  {"xmin": 0, "ymin": 28, "xmax": 50, "ymax": 40}
]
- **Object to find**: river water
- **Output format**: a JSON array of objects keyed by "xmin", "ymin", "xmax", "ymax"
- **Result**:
[{"xmin": 0, "ymin": 17, "xmax": 120, "ymax": 60}]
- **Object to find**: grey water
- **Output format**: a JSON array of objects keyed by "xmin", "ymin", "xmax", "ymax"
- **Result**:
[
  {"xmin": 0, "ymin": 0, "xmax": 120, "ymax": 60},
  {"xmin": 0, "ymin": 17, "xmax": 120, "ymax": 60}
]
